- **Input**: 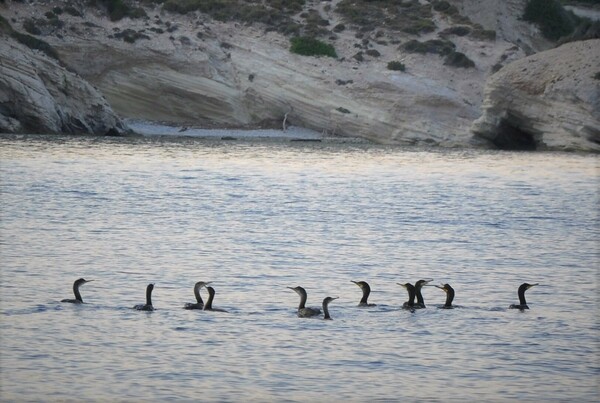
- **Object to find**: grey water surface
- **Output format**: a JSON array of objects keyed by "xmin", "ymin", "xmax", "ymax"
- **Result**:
[{"xmin": 1, "ymin": 134, "xmax": 598, "ymax": 402}]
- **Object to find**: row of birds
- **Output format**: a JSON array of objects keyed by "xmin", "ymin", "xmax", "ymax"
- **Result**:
[{"xmin": 61, "ymin": 278, "xmax": 539, "ymax": 319}]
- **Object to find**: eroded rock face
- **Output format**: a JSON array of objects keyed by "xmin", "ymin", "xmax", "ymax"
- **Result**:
[
  {"xmin": 0, "ymin": 36, "xmax": 127, "ymax": 135},
  {"xmin": 471, "ymin": 39, "xmax": 600, "ymax": 152}
]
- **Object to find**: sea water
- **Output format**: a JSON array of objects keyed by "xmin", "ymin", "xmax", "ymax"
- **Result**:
[{"xmin": 0, "ymin": 134, "xmax": 598, "ymax": 402}]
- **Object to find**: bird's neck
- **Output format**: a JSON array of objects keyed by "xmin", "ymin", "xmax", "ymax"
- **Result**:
[
  {"xmin": 445, "ymin": 290, "xmax": 454, "ymax": 307},
  {"xmin": 194, "ymin": 284, "xmax": 203, "ymax": 304},
  {"xmin": 298, "ymin": 292, "xmax": 307, "ymax": 310},
  {"xmin": 73, "ymin": 284, "xmax": 83, "ymax": 302},
  {"xmin": 323, "ymin": 304, "xmax": 331, "ymax": 319},
  {"xmin": 407, "ymin": 288, "xmax": 416, "ymax": 307},
  {"xmin": 415, "ymin": 287, "xmax": 425, "ymax": 305},
  {"xmin": 146, "ymin": 287, "xmax": 153, "ymax": 306},
  {"xmin": 360, "ymin": 288, "xmax": 370, "ymax": 304},
  {"xmin": 518, "ymin": 288, "xmax": 527, "ymax": 306},
  {"xmin": 205, "ymin": 290, "xmax": 214, "ymax": 310}
]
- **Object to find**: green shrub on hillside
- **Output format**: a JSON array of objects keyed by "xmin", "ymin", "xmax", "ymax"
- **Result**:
[
  {"xmin": 403, "ymin": 39, "xmax": 455, "ymax": 55},
  {"xmin": 523, "ymin": 0, "xmax": 576, "ymax": 41},
  {"xmin": 92, "ymin": 0, "xmax": 147, "ymax": 21},
  {"xmin": 432, "ymin": 0, "xmax": 458, "ymax": 15},
  {"xmin": 290, "ymin": 36, "xmax": 337, "ymax": 58},
  {"xmin": 387, "ymin": 61, "xmax": 406, "ymax": 71},
  {"xmin": 444, "ymin": 51, "xmax": 475, "ymax": 68}
]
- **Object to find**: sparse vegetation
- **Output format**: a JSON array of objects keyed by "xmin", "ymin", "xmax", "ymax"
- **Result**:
[
  {"xmin": 403, "ymin": 39, "xmax": 474, "ymax": 69},
  {"xmin": 387, "ymin": 61, "xmax": 406, "ymax": 71},
  {"xmin": 14, "ymin": 31, "xmax": 61, "ymax": 59},
  {"xmin": 91, "ymin": 0, "xmax": 147, "ymax": 22},
  {"xmin": 403, "ymin": 39, "xmax": 456, "ymax": 56},
  {"xmin": 444, "ymin": 51, "xmax": 475, "ymax": 68},
  {"xmin": 22, "ymin": 18, "xmax": 42, "ymax": 35},
  {"xmin": 333, "ymin": 23, "xmax": 345, "ymax": 33},
  {"xmin": 471, "ymin": 25, "xmax": 496, "ymax": 41},
  {"xmin": 432, "ymin": 0, "xmax": 458, "ymax": 16},
  {"xmin": 64, "ymin": 6, "xmax": 83, "ymax": 17},
  {"xmin": 113, "ymin": 28, "xmax": 150, "ymax": 43},
  {"xmin": 290, "ymin": 36, "xmax": 337, "ymax": 58},
  {"xmin": 439, "ymin": 26, "xmax": 471, "ymax": 37},
  {"xmin": 336, "ymin": 0, "xmax": 436, "ymax": 35},
  {"xmin": 523, "ymin": 0, "xmax": 577, "ymax": 41},
  {"xmin": 162, "ymin": 0, "xmax": 306, "ymax": 35}
]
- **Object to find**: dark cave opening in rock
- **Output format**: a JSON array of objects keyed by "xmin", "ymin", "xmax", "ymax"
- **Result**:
[{"xmin": 492, "ymin": 119, "xmax": 537, "ymax": 151}]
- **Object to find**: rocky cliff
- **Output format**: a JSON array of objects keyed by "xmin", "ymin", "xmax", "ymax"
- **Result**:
[
  {"xmin": 472, "ymin": 39, "xmax": 600, "ymax": 151},
  {"xmin": 1, "ymin": 0, "xmax": 598, "ymax": 151},
  {"xmin": 0, "ymin": 30, "xmax": 127, "ymax": 135}
]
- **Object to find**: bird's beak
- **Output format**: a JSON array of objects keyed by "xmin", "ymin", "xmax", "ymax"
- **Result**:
[
  {"xmin": 86, "ymin": 280, "xmax": 94, "ymax": 283},
  {"xmin": 287, "ymin": 287, "xmax": 295, "ymax": 290},
  {"xmin": 350, "ymin": 280, "xmax": 358, "ymax": 285},
  {"xmin": 434, "ymin": 284, "xmax": 444, "ymax": 289},
  {"xmin": 397, "ymin": 283, "xmax": 407, "ymax": 288},
  {"xmin": 528, "ymin": 283, "xmax": 539, "ymax": 289},
  {"xmin": 333, "ymin": 297, "xmax": 339, "ymax": 300}
]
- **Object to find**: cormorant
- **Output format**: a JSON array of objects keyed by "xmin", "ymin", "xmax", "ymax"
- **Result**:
[
  {"xmin": 414, "ymin": 278, "xmax": 433, "ymax": 308},
  {"xmin": 398, "ymin": 283, "xmax": 416, "ymax": 310},
  {"xmin": 61, "ymin": 278, "xmax": 93, "ymax": 304},
  {"xmin": 287, "ymin": 286, "xmax": 322, "ymax": 317},
  {"xmin": 204, "ymin": 286, "xmax": 228, "ymax": 312},
  {"xmin": 322, "ymin": 296, "xmax": 338, "ymax": 320},
  {"xmin": 133, "ymin": 283, "xmax": 154, "ymax": 311},
  {"xmin": 434, "ymin": 283, "xmax": 454, "ymax": 309},
  {"xmin": 184, "ymin": 281, "xmax": 211, "ymax": 310},
  {"xmin": 509, "ymin": 283, "xmax": 538, "ymax": 310},
  {"xmin": 351, "ymin": 280, "xmax": 376, "ymax": 307}
]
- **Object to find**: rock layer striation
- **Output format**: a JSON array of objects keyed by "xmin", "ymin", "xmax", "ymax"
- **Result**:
[{"xmin": 0, "ymin": 35, "xmax": 126, "ymax": 135}]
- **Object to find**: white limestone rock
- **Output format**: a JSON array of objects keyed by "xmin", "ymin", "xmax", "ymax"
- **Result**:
[
  {"xmin": 0, "ymin": 36, "xmax": 127, "ymax": 135},
  {"xmin": 471, "ymin": 39, "xmax": 600, "ymax": 151}
]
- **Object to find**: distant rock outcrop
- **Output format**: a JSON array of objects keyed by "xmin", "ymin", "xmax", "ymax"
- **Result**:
[
  {"xmin": 0, "ymin": 35, "xmax": 127, "ymax": 135},
  {"xmin": 471, "ymin": 39, "xmax": 600, "ymax": 151}
]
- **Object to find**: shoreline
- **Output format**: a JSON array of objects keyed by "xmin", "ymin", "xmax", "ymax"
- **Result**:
[{"xmin": 125, "ymin": 119, "xmax": 372, "ymax": 143}]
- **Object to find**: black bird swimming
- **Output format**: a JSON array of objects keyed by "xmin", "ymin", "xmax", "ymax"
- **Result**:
[
  {"xmin": 414, "ymin": 278, "xmax": 433, "ymax": 308},
  {"xmin": 322, "ymin": 296, "xmax": 339, "ymax": 320},
  {"xmin": 509, "ymin": 283, "xmax": 538, "ymax": 310},
  {"xmin": 133, "ymin": 283, "xmax": 155, "ymax": 311},
  {"xmin": 204, "ymin": 286, "xmax": 228, "ymax": 312},
  {"xmin": 351, "ymin": 280, "xmax": 376, "ymax": 307},
  {"xmin": 61, "ymin": 278, "xmax": 93, "ymax": 304},
  {"xmin": 434, "ymin": 283, "xmax": 455, "ymax": 309},
  {"xmin": 184, "ymin": 281, "xmax": 211, "ymax": 310},
  {"xmin": 288, "ymin": 286, "xmax": 322, "ymax": 317},
  {"xmin": 398, "ymin": 283, "xmax": 416, "ymax": 310}
]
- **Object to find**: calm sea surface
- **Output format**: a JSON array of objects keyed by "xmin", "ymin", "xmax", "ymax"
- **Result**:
[{"xmin": 1, "ymin": 134, "xmax": 598, "ymax": 402}]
